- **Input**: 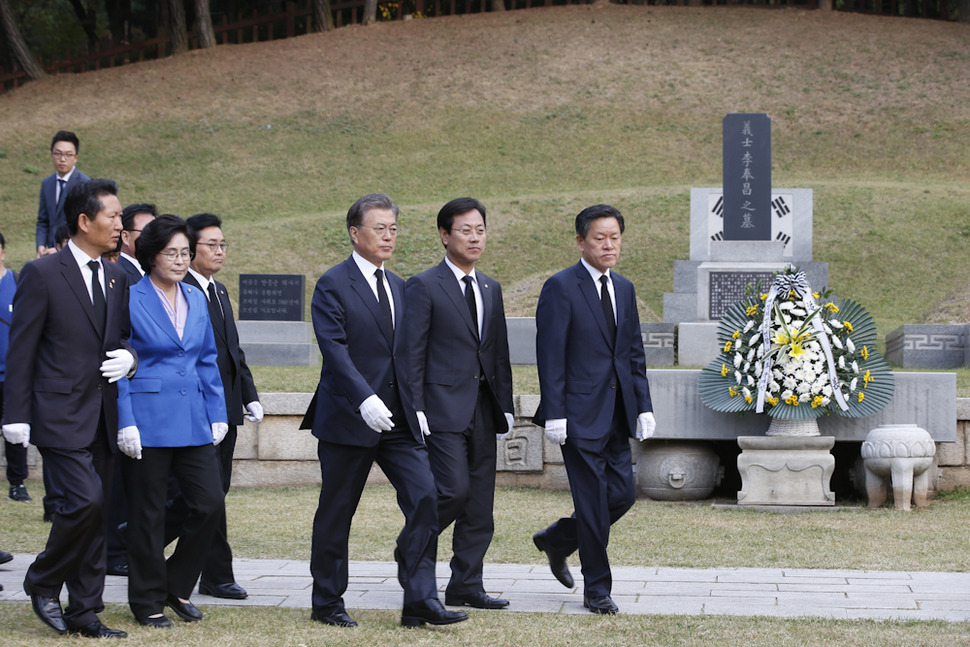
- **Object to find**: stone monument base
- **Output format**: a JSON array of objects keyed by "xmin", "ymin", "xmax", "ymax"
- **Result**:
[{"xmin": 737, "ymin": 435, "xmax": 835, "ymax": 506}]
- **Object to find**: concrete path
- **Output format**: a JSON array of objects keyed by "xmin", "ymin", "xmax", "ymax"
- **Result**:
[{"xmin": 2, "ymin": 553, "xmax": 969, "ymax": 622}]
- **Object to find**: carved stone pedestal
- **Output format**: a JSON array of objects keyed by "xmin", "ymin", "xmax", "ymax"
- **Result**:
[
  {"xmin": 737, "ymin": 436, "xmax": 836, "ymax": 506},
  {"xmin": 861, "ymin": 424, "xmax": 936, "ymax": 511}
]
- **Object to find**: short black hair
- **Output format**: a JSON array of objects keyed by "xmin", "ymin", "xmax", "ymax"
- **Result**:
[
  {"xmin": 50, "ymin": 130, "xmax": 80, "ymax": 153},
  {"xmin": 0, "ymin": 231, "xmax": 5, "ymax": 249},
  {"xmin": 186, "ymin": 213, "xmax": 223, "ymax": 241},
  {"xmin": 53, "ymin": 224, "xmax": 70, "ymax": 247},
  {"xmin": 135, "ymin": 214, "xmax": 194, "ymax": 274},
  {"xmin": 346, "ymin": 193, "xmax": 398, "ymax": 231},
  {"xmin": 64, "ymin": 178, "xmax": 119, "ymax": 236},
  {"xmin": 437, "ymin": 197, "xmax": 486, "ymax": 233},
  {"xmin": 121, "ymin": 203, "xmax": 158, "ymax": 232},
  {"xmin": 575, "ymin": 204, "xmax": 625, "ymax": 239}
]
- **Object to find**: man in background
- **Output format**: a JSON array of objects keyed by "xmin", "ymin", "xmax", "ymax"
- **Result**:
[
  {"xmin": 0, "ymin": 232, "xmax": 30, "ymax": 503},
  {"xmin": 36, "ymin": 131, "xmax": 90, "ymax": 257},
  {"xmin": 117, "ymin": 203, "xmax": 157, "ymax": 282},
  {"xmin": 177, "ymin": 212, "xmax": 262, "ymax": 600}
]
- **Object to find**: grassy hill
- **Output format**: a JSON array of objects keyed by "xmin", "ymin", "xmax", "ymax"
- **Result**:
[{"xmin": 1, "ymin": 5, "xmax": 968, "ymax": 339}]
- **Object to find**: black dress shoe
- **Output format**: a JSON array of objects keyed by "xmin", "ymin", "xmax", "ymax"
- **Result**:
[
  {"xmin": 199, "ymin": 581, "xmax": 248, "ymax": 599},
  {"xmin": 166, "ymin": 595, "xmax": 203, "ymax": 622},
  {"xmin": 533, "ymin": 532, "xmax": 574, "ymax": 588},
  {"xmin": 69, "ymin": 620, "xmax": 128, "ymax": 638},
  {"xmin": 0, "ymin": 549, "xmax": 12, "ymax": 564},
  {"xmin": 137, "ymin": 614, "xmax": 173, "ymax": 628},
  {"xmin": 106, "ymin": 562, "xmax": 128, "ymax": 577},
  {"xmin": 401, "ymin": 598, "xmax": 469, "ymax": 627},
  {"xmin": 24, "ymin": 582, "xmax": 67, "ymax": 634},
  {"xmin": 310, "ymin": 609, "xmax": 358, "ymax": 627},
  {"xmin": 584, "ymin": 594, "xmax": 619, "ymax": 615},
  {"xmin": 444, "ymin": 591, "xmax": 510, "ymax": 609}
]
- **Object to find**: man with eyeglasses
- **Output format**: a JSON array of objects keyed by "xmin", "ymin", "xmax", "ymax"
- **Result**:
[
  {"xmin": 304, "ymin": 193, "xmax": 466, "ymax": 628},
  {"xmin": 172, "ymin": 212, "xmax": 261, "ymax": 601},
  {"xmin": 404, "ymin": 197, "xmax": 513, "ymax": 611},
  {"xmin": 117, "ymin": 204, "xmax": 158, "ymax": 282},
  {"xmin": 36, "ymin": 131, "xmax": 90, "ymax": 258}
]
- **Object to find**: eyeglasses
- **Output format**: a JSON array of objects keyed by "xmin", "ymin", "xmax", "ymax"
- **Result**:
[
  {"xmin": 357, "ymin": 224, "xmax": 401, "ymax": 237},
  {"xmin": 452, "ymin": 226, "xmax": 487, "ymax": 237},
  {"xmin": 51, "ymin": 151, "xmax": 76, "ymax": 159},
  {"xmin": 202, "ymin": 241, "xmax": 229, "ymax": 252},
  {"xmin": 159, "ymin": 249, "xmax": 191, "ymax": 261}
]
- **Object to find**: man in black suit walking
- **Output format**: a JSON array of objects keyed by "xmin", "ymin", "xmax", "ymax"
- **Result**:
[
  {"xmin": 180, "ymin": 212, "xmax": 262, "ymax": 600},
  {"xmin": 405, "ymin": 197, "xmax": 514, "ymax": 610},
  {"xmin": 2, "ymin": 178, "xmax": 136, "ymax": 637},
  {"xmin": 306, "ymin": 193, "xmax": 467, "ymax": 628}
]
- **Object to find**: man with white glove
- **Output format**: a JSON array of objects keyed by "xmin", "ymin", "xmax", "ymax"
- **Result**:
[
  {"xmin": 117, "ymin": 426, "xmax": 142, "ymax": 460},
  {"xmin": 2, "ymin": 178, "xmax": 134, "ymax": 637},
  {"xmin": 404, "ymin": 198, "xmax": 515, "ymax": 611},
  {"xmin": 531, "ymin": 204, "xmax": 654, "ymax": 616},
  {"xmin": 303, "ymin": 193, "xmax": 465, "ymax": 629},
  {"xmin": 171, "ymin": 212, "xmax": 263, "ymax": 601}
]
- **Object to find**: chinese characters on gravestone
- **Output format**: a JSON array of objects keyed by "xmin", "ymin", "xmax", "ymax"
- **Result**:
[
  {"xmin": 238, "ymin": 274, "xmax": 304, "ymax": 321},
  {"xmin": 722, "ymin": 113, "xmax": 772, "ymax": 241}
]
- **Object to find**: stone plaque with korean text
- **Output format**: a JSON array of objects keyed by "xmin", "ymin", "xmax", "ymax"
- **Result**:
[
  {"xmin": 238, "ymin": 274, "xmax": 304, "ymax": 321},
  {"xmin": 722, "ymin": 113, "xmax": 772, "ymax": 240}
]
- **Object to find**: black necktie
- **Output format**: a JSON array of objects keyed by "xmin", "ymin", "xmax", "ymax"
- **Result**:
[
  {"xmin": 600, "ymin": 275, "xmax": 616, "ymax": 346},
  {"xmin": 462, "ymin": 275, "xmax": 479, "ymax": 340},
  {"xmin": 57, "ymin": 178, "xmax": 66, "ymax": 205},
  {"xmin": 207, "ymin": 282, "xmax": 225, "ymax": 329},
  {"xmin": 88, "ymin": 260, "xmax": 106, "ymax": 334},
  {"xmin": 375, "ymin": 269, "xmax": 393, "ymax": 336}
]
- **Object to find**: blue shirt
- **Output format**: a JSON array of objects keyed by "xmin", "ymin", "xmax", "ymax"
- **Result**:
[{"xmin": 0, "ymin": 270, "xmax": 16, "ymax": 382}]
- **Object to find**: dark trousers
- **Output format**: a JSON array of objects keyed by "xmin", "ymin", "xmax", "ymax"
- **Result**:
[
  {"xmin": 426, "ymin": 389, "xmax": 497, "ymax": 596},
  {"xmin": 310, "ymin": 430, "xmax": 438, "ymax": 615},
  {"xmin": 167, "ymin": 425, "xmax": 238, "ymax": 586},
  {"xmin": 26, "ymin": 427, "xmax": 113, "ymax": 628},
  {"xmin": 539, "ymin": 413, "xmax": 636, "ymax": 599},
  {"xmin": 1, "ymin": 382, "xmax": 29, "ymax": 486},
  {"xmin": 126, "ymin": 444, "xmax": 223, "ymax": 619}
]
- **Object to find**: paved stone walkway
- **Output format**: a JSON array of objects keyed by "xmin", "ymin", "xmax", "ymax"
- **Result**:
[{"xmin": 3, "ymin": 553, "xmax": 970, "ymax": 622}]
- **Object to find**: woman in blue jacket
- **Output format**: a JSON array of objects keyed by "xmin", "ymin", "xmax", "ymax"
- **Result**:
[{"xmin": 116, "ymin": 214, "xmax": 228, "ymax": 628}]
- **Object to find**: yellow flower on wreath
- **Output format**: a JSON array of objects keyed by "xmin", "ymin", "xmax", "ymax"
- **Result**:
[
  {"xmin": 811, "ymin": 395, "xmax": 825, "ymax": 408},
  {"xmin": 825, "ymin": 302, "xmax": 839, "ymax": 313},
  {"xmin": 720, "ymin": 363, "xmax": 729, "ymax": 377},
  {"xmin": 843, "ymin": 320, "xmax": 854, "ymax": 332},
  {"xmin": 863, "ymin": 369, "xmax": 873, "ymax": 386},
  {"xmin": 728, "ymin": 386, "xmax": 739, "ymax": 397},
  {"xmin": 767, "ymin": 395, "xmax": 779, "ymax": 406},
  {"xmin": 724, "ymin": 341, "xmax": 733, "ymax": 352},
  {"xmin": 858, "ymin": 392, "xmax": 865, "ymax": 403},
  {"xmin": 732, "ymin": 330, "xmax": 741, "ymax": 339},
  {"xmin": 785, "ymin": 395, "xmax": 800, "ymax": 405},
  {"xmin": 745, "ymin": 305, "xmax": 759, "ymax": 316},
  {"xmin": 861, "ymin": 345, "xmax": 869, "ymax": 360}
]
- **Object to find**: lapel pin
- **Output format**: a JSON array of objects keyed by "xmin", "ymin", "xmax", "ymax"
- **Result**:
[{"xmin": 109, "ymin": 278, "xmax": 116, "ymax": 288}]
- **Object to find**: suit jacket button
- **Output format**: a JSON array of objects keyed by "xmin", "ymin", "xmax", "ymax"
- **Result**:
[
  {"xmin": 389, "ymin": 381, "xmax": 395, "ymax": 388},
  {"xmin": 180, "ymin": 388, "xmax": 187, "ymax": 395},
  {"xmin": 610, "ymin": 383, "xmax": 616, "ymax": 389}
]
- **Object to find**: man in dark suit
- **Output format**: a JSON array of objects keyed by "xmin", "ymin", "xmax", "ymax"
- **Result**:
[
  {"xmin": 36, "ymin": 131, "xmax": 91, "ymax": 257},
  {"xmin": 117, "ymin": 203, "xmax": 157, "ymax": 282},
  {"xmin": 2, "ymin": 178, "xmax": 136, "ymax": 638},
  {"xmin": 179, "ymin": 212, "xmax": 262, "ymax": 600},
  {"xmin": 306, "ymin": 193, "xmax": 467, "ymax": 628},
  {"xmin": 404, "ymin": 197, "xmax": 513, "ymax": 610},
  {"xmin": 532, "ymin": 204, "xmax": 656, "ymax": 615}
]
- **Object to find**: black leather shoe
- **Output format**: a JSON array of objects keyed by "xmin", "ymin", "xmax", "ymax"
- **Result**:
[
  {"xmin": 533, "ymin": 532, "xmax": 574, "ymax": 588},
  {"xmin": 137, "ymin": 614, "xmax": 173, "ymax": 628},
  {"xmin": 310, "ymin": 610, "xmax": 358, "ymax": 627},
  {"xmin": 166, "ymin": 595, "xmax": 203, "ymax": 622},
  {"xmin": 444, "ymin": 591, "xmax": 510, "ymax": 609},
  {"xmin": 106, "ymin": 562, "xmax": 128, "ymax": 577},
  {"xmin": 199, "ymin": 581, "xmax": 248, "ymax": 599},
  {"xmin": 584, "ymin": 594, "xmax": 619, "ymax": 615},
  {"xmin": 401, "ymin": 598, "xmax": 469, "ymax": 627},
  {"xmin": 70, "ymin": 620, "xmax": 128, "ymax": 638},
  {"xmin": 0, "ymin": 549, "xmax": 12, "ymax": 564},
  {"xmin": 24, "ymin": 582, "xmax": 67, "ymax": 634}
]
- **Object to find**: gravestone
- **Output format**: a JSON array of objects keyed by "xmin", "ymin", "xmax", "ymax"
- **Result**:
[
  {"xmin": 238, "ymin": 274, "xmax": 304, "ymax": 321},
  {"xmin": 236, "ymin": 274, "xmax": 318, "ymax": 366}
]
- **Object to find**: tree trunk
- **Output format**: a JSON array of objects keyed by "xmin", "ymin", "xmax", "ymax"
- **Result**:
[
  {"xmin": 105, "ymin": 0, "xmax": 132, "ymax": 44},
  {"xmin": 311, "ymin": 0, "xmax": 334, "ymax": 31},
  {"xmin": 67, "ymin": 0, "xmax": 99, "ymax": 50},
  {"xmin": 167, "ymin": 0, "xmax": 188, "ymax": 53},
  {"xmin": 491, "ymin": 0, "xmax": 506, "ymax": 11},
  {"xmin": 958, "ymin": 0, "xmax": 970, "ymax": 21},
  {"xmin": 0, "ymin": 0, "xmax": 45, "ymax": 80},
  {"xmin": 362, "ymin": 0, "xmax": 377, "ymax": 25},
  {"xmin": 194, "ymin": 0, "xmax": 216, "ymax": 48}
]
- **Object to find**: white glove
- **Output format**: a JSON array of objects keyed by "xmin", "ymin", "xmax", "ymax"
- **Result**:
[
  {"xmin": 100, "ymin": 348, "xmax": 135, "ymax": 383},
  {"xmin": 2, "ymin": 423, "xmax": 30, "ymax": 448},
  {"xmin": 415, "ymin": 411, "xmax": 431, "ymax": 437},
  {"xmin": 636, "ymin": 412, "xmax": 656, "ymax": 441},
  {"xmin": 544, "ymin": 418, "xmax": 567, "ymax": 446},
  {"xmin": 498, "ymin": 412, "xmax": 515, "ymax": 440},
  {"xmin": 244, "ymin": 401, "xmax": 264, "ymax": 423},
  {"xmin": 117, "ymin": 426, "xmax": 142, "ymax": 460},
  {"xmin": 212, "ymin": 422, "xmax": 229, "ymax": 445},
  {"xmin": 359, "ymin": 394, "xmax": 393, "ymax": 433}
]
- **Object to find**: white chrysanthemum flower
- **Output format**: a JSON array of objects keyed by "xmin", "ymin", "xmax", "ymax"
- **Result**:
[
  {"xmin": 783, "ymin": 376, "xmax": 797, "ymax": 389},
  {"xmin": 750, "ymin": 334, "xmax": 761, "ymax": 347},
  {"xmin": 851, "ymin": 360, "xmax": 860, "ymax": 374},
  {"xmin": 773, "ymin": 369, "xmax": 784, "ymax": 380},
  {"xmin": 769, "ymin": 381, "xmax": 781, "ymax": 393},
  {"xmin": 755, "ymin": 361, "xmax": 763, "ymax": 377},
  {"xmin": 821, "ymin": 396, "xmax": 831, "ymax": 406},
  {"xmin": 832, "ymin": 336, "xmax": 843, "ymax": 350},
  {"xmin": 747, "ymin": 375, "xmax": 755, "ymax": 387},
  {"xmin": 838, "ymin": 355, "xmax": 846, "ymax": 369},
  {"xmin": 822, "ymin": 385, "xmax": 833, "ymax": 396},
  {"xmin": 779, "ymin": 301, "xmax": 794, "ymax": 311},
  {"xmin": 734, "ymin": 353, "xmax": 742, "ymax": 368},
  {"xmin": 792, "ymin": 308, "xmax": 806, "ymax": 317},
  {"xmin": 743, "ymin": 362, "xmax": 750, "ymax": 374},
  {"xmin": 746, "ymin": 348, "xmax": 755, "ymax": 363},
  {"xmin": 735, "ymin": 371, "xmax": 743, "ymax": 385},
  {"xmin": 798, "ymin": 392, "xmax": 811, "ymax": 403},
  {"xmin": 823, "ymin": 324, "xmax": 832, "ymax": 335},
  {"xmin": 830, "ymin": 320, "xmax": 843, "ymax": 329},
  {"xmin": 850, "ymin": 377, "xmax": 858, "ymax": 392},
  {"xmin": 783, "ymin": 314, "xmax": 792, "ymax": 325},
  {"xmin": 846, "ymin": 338, "xmax": 856, "ymax": 353},
  {"xmin": 757, "ymin": 346, "xmax": 765, "ymax": 359},
  {"xmin": 781, "ymin": 389, "xmax": 795, "ymax": 401},
  {"xmin": 742, "ymin": 386, "xmax": 751, "ymax": 399},
  {"xmin": 744, "ymin": 320, "xmax": 755, "ymax": 333}
]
